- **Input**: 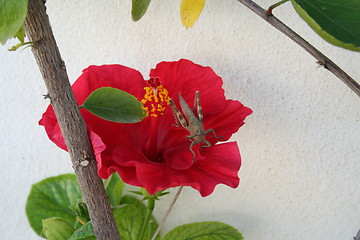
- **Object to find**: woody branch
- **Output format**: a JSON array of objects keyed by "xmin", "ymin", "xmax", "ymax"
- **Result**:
[{"xmin": 24, "ymin": 0, "xmax": 120, "ymax": 239}]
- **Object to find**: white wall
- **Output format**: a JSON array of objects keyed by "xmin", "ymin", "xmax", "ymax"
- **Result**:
[{"xmin": 1, "ymin": 0, "xmax": 359, "ymax": 239}]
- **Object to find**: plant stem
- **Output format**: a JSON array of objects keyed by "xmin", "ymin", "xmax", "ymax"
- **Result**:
[
  {"xmin": 266, "ymin": 0, "xmax": 289, "ymax": 15},
  {"xmin": 236, "ymin": 0, "xmax": 360, "ymax": 97},
  {"xmin": 76, "ymin": 216, "xmax": 87, "ymax": 225},
  {"xmin": 151, "ymin": 186, "xmax": 184, "ymax": 240},
  {"xmin": 137, "ymin": 198, "xmax": 156, "ymax": 240},
  {"xmin": 24, "ymin": 0, "xmax": 120, "ymax": 239}
]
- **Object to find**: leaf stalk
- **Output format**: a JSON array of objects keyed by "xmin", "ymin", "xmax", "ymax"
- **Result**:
[
  {"xmin": 266, "ymin": 0, "xmax": 290, "ymax": 15},
  {"xmin": 137, "ymin": 197, "xmax": 156, "ymax": 240}
]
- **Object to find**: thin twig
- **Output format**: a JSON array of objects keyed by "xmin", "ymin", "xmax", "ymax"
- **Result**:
[
  {"xmin": 151, "ymin": 186, "xmax": 184, "ymax": 240},
  {"xmin": 237, "ymin": 0, "xmax": 360, "ymax": 97}
]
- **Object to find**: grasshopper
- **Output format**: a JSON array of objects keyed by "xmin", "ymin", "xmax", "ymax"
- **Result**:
[{"xmin": 170, "ymin": 91, "xmax": 218, "ymax": 160}]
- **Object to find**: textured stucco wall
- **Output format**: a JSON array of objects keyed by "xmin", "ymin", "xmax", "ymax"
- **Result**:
[{"xmin": 1, "ymin": 0, "xmax": 359, "ymax": 239}]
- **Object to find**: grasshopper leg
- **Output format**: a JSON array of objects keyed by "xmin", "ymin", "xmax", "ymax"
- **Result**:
[
  {"xmin": 199, "ymin": 139, "xmax": 212, "ymax": 152},
  {"xmin": 186, "ymin": 134, "xmax": 201, "ymax": 139},
  {"xmin": 189, "ymin": 140, "xmax": 197, "ymax": 161},
  {"xmin": 205, "ymin": 129, "xmax": 223, "ymax": 140}
]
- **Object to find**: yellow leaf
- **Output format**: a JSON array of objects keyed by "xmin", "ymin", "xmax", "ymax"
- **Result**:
[{"xmin": 180, "ymin": 0, "xmax": 206, "ymax": 29}]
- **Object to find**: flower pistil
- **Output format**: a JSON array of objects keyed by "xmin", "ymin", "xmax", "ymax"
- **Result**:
[{"xmin": 141, "ymin": 77, "xmax": 171, "ymax": 162}]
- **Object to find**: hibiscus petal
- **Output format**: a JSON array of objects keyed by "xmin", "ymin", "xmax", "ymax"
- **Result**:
[
  {"xmin": 89, "ymin": 130, "xmax": 106, "ymax": 156},
  {"xmin": 149, "ymin": 59, "xmax": 226, "ymax": 115},
  {"xmin": 204, "ymin": 100, "xmax": 253, "ymax": 142},
  {"xmin": 96, "ymin": 131, "xmax": 149, "ymax": 182},
  {"xmin": 134, "ymin": 142, "xmax": 241, "ymax": 197},
  {"xmin": 74, "ymin": 65, "xmax": 150, "ymax": 160},
  {"xmin": 39, "ymin": 106, "xmax": 67, "ymax": 151},
  {"xmin": 73, "ymin": 65, "xmax": 146, "ymax": 105},
  {"xmin": 189, "ymin": 142, "xmax": 241, "ymax": 196},
  {"xmin": 39, "ymin": 64, "xmax": 148, "ymax": 153},
  {"xmin": 163, "ymin": 140, "xmax": 204, "ymax": 170}
]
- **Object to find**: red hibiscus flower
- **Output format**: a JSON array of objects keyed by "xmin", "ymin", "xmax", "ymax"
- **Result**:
[{"xmin": 40, "ymin": 59, "xmax": 252, "ymax": 197}]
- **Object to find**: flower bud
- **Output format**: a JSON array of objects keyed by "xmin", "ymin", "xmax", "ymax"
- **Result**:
[{"xmin": 42, "ymin": 217, "xmax": 74, "ymax": 240}]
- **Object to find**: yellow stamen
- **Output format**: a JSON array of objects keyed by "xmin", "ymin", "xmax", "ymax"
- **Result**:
[{"xmin": 141, "ymin": 82, "xmax": 170, "ymax": 117}]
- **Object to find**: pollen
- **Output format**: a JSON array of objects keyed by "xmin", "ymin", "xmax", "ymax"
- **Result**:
[{"xmin": 141, "ymin": 77, "xmax": 170, "ymax": 117}]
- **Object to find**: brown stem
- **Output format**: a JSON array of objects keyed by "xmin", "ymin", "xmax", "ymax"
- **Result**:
[
  {"xmin": 237, "ymin": 0, "xmax": 360, "ymax": 97},
  {"xmin": 151, "ymin": 186, "xmax": 184, "ymax": 240},
  {"xmin": 24, "ymin": 0, "xmax": 120, "ymax": 239}
]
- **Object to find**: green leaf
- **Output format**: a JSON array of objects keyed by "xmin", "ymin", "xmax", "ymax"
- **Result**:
[
  {"xmin": 14, "ymin": 25, "xmax": 25, "ymax": 43},
  {"xmin": 113, "ymin": 195, "xmax": 159, "ymax": 240},
  {"xmin": 69, "ymin": 222, "xmax": 96, "ymax": 240},
  {"xmin": 0, "ymin": 0, "xmax": 28, "ymax": 44},
  {"xmin": 132, "ymin": 0, "xmax": 151, "ymax": 22},
  {"xmin": 25, "ymin": 174, "xmax": 82, "ymax": 236},
  {"xmin": 104, "ymin": 172, "xmax": 125, "ymax": 207},
  {"xmin": 163, "ymin": 221, "xmax": 244, "ymax": 240},
  {"xmin": 82, "ymin": 87, "xmax": 146, "ymax": 123},
  {"xmin": 113, "ymin": 205, "xmax": 141, "ymax": 240},
  {"xmin": 180, "ymin": 0, "xmax": 206, "ymax": 29},
  {"xmin": 291, "ymin": 0, "xmax": 360, "ymax": 51},
  {"xmin": 42, "ymin": 217, "xmax": 75, "ymax": 240},
  {"xmin": 120, "ymin": 195, "xmax": 152, "ymax": 220}
]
